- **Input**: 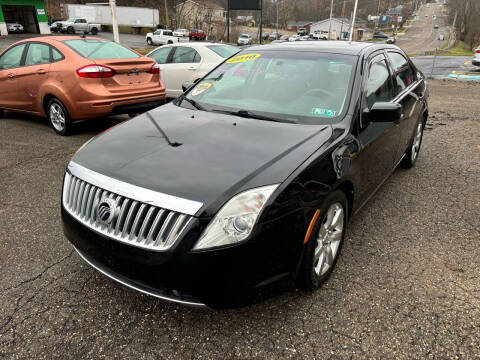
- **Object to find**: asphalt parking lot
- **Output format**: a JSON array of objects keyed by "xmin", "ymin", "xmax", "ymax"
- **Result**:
[{"xmin": 0, "ymin": 80, "xmax": 479, "ymax": 359}]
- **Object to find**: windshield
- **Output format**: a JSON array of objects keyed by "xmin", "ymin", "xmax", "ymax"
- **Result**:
[
  {"xmin": 63, "ymin": 39, "xmax": 140, "ymax": 59},
  {"xmin": 178, "ymin": 50, "xmax": 357, "ymax": 124},
  {"xmin": 66, "ymin": 18, "xmax": 75, "ymax": 22},
  {"xmin": 240, "ymin": 34, "xmax": 249, "ymax": 38},
  {"xmin": 207, "ymin": 45, "xmax": 239, "ymax": 58}
]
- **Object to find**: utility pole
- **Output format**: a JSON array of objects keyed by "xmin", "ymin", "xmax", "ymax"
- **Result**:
[
  {"xmin": 328, "ymin": 0, "xmax": 334, "ymax": 40},
  {"xmin": 276, "ymin": 0, "xmax": 279, "ymax": 36},
  {"xmin": 376, "ymin": 0, "xmax": 381, "ymax": 29},
  {"xmin": 109, "ymin": 0, "xmax": 119, "ymax": 43},
  {"xmin": 349, "ymin": 0, "xmax": 358, "ymax": 42},
  {"xmin": 164, "ymin": 0, "xmax": 169, "ymax": 27},
  {"xmin": 339, "ymin": 0, "xmax": 346, "ymax": 40}
]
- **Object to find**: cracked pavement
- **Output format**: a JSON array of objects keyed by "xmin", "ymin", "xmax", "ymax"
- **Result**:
[{"xmin": 0, "ymin": 80, "xmax": 479, "ymax": 359}]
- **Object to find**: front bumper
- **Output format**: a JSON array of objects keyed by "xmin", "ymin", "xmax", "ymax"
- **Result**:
[
  {"xmin": 62, "ymin": 205, "xmax": 303, "ymax": 308},
  {"xmin": 472, "ymin": 59, "xmax": 480, "ymax": 67}
]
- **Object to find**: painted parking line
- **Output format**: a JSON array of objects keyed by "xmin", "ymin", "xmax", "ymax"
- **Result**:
[{"xmin": 448, "ymin": 73, "xmax": 480, "ymax": 80}]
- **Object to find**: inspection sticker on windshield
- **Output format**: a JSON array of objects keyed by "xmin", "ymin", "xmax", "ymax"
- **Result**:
[
  {"xmin": 226, "ymin": 53, "xmax": 261, "ymax": 64},
  {"xmin": 312, "ymin": 108, "xmax": 337, "ymax": 117},
  {"xmin": 191, "ymin": 82, "xmax": 212, "ymax": 97}
]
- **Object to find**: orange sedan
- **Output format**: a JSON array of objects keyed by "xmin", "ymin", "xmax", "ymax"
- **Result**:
[{"xmin": 0, "ymin": 36, "xmax": 166, "ymax": 135}]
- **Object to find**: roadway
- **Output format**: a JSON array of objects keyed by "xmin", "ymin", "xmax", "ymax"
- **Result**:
[{"xmin": 397, "ymin": 2, "xmax": 449, "ymax": 55}]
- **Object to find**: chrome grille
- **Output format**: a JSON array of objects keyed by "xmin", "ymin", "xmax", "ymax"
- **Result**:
[{"xmin": 62, "ymin": 172, "xmax": 192, "ymax": 251}]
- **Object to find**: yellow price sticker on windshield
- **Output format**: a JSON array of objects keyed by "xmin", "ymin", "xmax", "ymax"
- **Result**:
[{"xmin": 226, "ymin": 53, "xmax": 261, "ymax": 64}]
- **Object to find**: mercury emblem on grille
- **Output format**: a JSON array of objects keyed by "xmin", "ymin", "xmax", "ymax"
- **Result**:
[{"xmin": 96, "ymin": 197, "xmax": 119, "ymax": 225}]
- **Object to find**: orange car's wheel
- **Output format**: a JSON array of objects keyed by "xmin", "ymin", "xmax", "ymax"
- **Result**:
[{"xmin": 47, "ymin": 98, "xmax": 72, "ymax": 136}]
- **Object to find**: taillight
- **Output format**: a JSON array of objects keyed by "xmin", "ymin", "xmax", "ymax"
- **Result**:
[
  {"xmin": 76, "ymin": 65, "xmax": 116, "ymax": 78},
  {"xmin": 150, "ymin": 63, "xmax": 160, "ymax": 74},
  {"xmin": 476, "ymin": 49, "xmax": 480, "ymax": 54}
]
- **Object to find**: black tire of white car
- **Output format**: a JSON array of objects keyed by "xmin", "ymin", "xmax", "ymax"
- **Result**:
[
  {"xmin": 91, "ymin": 27, "xmax": 98, "ymax": 35},
  {"xmin": 147, "ymin": 38, "xmax": 153, "ymax": 45},
  {"xmin": 47, "ymin": 98, "xmax": 72, "ymax": 136},
  {"xmin": 67, "ymin": 26, "xmax": 74, "ymax": 34},
  {"xmin": 298, "ymin": 190, "xmax": 348, "ymax": 291}
]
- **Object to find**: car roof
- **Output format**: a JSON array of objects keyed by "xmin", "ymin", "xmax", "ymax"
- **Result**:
[{"xmin": 248, "ymin": 41, "xmax": 395, "ymax": 56}]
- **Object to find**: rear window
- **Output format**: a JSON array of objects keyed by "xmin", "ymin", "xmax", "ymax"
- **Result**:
[
  {"xmin": 63, "ymin": 39, "xmax": 139, "ymax": 59},
  {"xmin": 206, "ymin": 45, "xmax": 239, "ymax": 58}
]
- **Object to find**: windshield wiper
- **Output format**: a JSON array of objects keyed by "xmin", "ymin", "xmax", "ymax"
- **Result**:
[
  {"xmin": 204, "ymin": 72, "xmax": 224, "ymax": 82},
  {"xmin": 180, "ymin": 96, "xmax": 205, "ymax": 111},
  {"xmin": 211, "ymin": 109, "xmax": 297, "ymax": 124}
]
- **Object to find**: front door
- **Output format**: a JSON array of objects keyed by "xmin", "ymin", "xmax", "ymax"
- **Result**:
[
  {"xmin": 0, "ymin": 43, "xmax": 27, "ymax": 110},
  {"xmin": 164, "ymin": 46, "xmax": 201, "ymax": 97},
  {"xmin": 354, "ymin": 52, "xmax": 403, "ymax": 206}
]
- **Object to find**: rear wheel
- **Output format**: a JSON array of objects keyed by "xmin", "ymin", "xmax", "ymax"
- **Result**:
[
  {"xmin": 399, "ymin": 120, "xmax": 424, "ymax": 169},
  {"xmin": 47, "ymin": 98, "xmax": 71, "ymax": 136},
  {"xmin": 90, "ymin": 27, "xmax": 98, "ymax": 35},
  {"xmin": 67, "ymin": 26, "xmax": 74, "ymax": 34},
  {"xmin": 298, "ymin": 190, "xmax": 347, "ymax": 290},
  {"xmin": 147, "ymin": 37, "xmax": 153, "ymax": 45},
  {"xmin": 168, "ymin": 40, "xmax": 173, "ymax": 44}
]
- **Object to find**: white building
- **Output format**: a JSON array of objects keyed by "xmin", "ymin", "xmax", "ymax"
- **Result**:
[{"xmin": 310, "ymin": 18, "xmax": 366, "ymax": 40}]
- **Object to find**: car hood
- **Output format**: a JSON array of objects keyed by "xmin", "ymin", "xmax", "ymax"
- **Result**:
[{"xmin": 72, "ymin": 104, "xmax": 332, "ymax": 216}]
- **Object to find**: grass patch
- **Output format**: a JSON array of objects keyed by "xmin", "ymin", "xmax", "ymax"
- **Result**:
[
  {"xmin": 133, "ymin": 48, "xmax": 152, "ymax": 55},
  {"xmin": 439, "ymin": 29, "xmax": 451, "ymax": 50},
  {"xmin": 440, "ymin": 40, "xmax": 474, "ymax": 56}
]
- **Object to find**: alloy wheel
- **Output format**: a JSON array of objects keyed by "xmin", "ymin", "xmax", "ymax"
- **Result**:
[
  {"xmin": 411, "ymin": 123, "xmax": 423, "ymax": 163},
  {"xmin": 50, "ymin": 103, "xmax": 66, "ymax": 132},
  {"xmin": 314, "ymin": 202, "xmax": 344, "ymax": 277}
]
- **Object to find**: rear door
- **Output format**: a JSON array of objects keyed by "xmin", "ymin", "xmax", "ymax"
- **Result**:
[
  {"xmin": 163, "ymin": 46, "xmax": 202, "ymax": 97},
  {"xmin": 0, "ymin": 43, "xmax": 27, "ymax": 110},
  {"xmin": 148, "ymin": 46, "xmax": 174, "ymax": 92},
  {"xmin": 386, "ymin": 51, "xmax": 421, "ymax": 161},
  {"xmin": 14, "ymin": 42, "xmax": 52, "ymax": 112}
]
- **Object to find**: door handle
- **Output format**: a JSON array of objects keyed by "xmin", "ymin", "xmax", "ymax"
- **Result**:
[
  {"xmin": 188, "ymin": 67, "xmax": 197, "ymax": 71},
  {"xmin": 37, "ymin": 69, "xmax": 47, "ymax": 75}
]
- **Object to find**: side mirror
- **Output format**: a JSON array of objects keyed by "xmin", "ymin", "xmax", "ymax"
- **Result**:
[
  {"xmin": 182, "ymin": 79, "xmax": 199, "ymax": 92},
  {"xmin": 364, "ymin": 102, "xmax": 402, "ymax": 124}
]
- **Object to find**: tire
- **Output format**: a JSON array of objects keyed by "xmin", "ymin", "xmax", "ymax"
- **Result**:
[
  {"xmin": 168, "ymin": 40, "xmax": 173, "ymax": 44},
  {"xmin": 298, "ymin": 190, "xmax": 348, "ymax": 290},
  {"xmin": 0, "ymin": 109, "xmax": 4, "ymax": 118},
  {"xmin": 147, "ymin": 38, "xmax": 153, "ymax": 45},
  {"xmin": 399, "ymin": 120, "xmax": 425, "ymax": 169},
  {"xmin": 90, "ymin": 27, "xmax": 98, "ymax": 35},
  {"xmin": 67, "ymin": 26, "xmax": 74, "ymax": 34},
  {"xmin": 47, "ymin": 98, "xmax": 72, "ymax": 136}
]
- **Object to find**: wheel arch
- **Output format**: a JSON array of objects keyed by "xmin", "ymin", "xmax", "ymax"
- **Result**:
[{"xmin": 334, "ymin": 180, "xmax": 355, "ymax": 219}]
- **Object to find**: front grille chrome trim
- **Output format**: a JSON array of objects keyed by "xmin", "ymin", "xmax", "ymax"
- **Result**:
[
  {"xmin": 63, "ymin": 165, "xmax": 197, "ymax": 252},
  {"xmin": 67, "ymin": 161, "xmax": 203, "ymax": 216}
]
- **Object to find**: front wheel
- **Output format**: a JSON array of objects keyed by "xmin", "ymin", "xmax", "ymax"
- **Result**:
[
  {"xmin": 298, "ymin": 190, "xmax": 347, "ymax": 290},
  {"xmin": 67, "ymin": 26, "xmax": 74, "ymax": 34},
  {"xmin": 47, "ymin": 98, "xmax": 72, "ymax": 136},
  {"xmin": 147, "ymin": 38, "xmax": 153, "ymax": 45},
  {"xmin": 399, "ymin": 120, "xmax": 424, "ymax": 168}
]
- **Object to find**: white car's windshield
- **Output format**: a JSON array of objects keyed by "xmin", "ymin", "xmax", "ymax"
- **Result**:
[{"xmin": 179, "ymin": 50, "xmax": 357, "ymax": 124}]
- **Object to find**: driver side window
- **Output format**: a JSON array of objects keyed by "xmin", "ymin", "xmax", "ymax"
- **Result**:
[{"xmin": 366, "ymin": 57, "xmax": 394, "ymax": 109}]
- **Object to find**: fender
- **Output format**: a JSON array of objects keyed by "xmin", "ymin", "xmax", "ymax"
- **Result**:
[{"xmin": 39, "ymin": 83, "xmax": 76, "ymax": 118}]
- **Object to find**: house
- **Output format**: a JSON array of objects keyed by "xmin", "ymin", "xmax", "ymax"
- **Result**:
[
  {"xmin": 310, "ymin": 17, "xmax": 366, "ymax": 40},
  {"xmin": 286, "ymin": 21, "xmax": 313, "ymax": 33},
  {"xmin": 175, "ymin": 0, "xmax": 226, "ymax": 33},
  {"xmin": 386, "ymin": 5, "xmax": 404, "ymax": 17}
]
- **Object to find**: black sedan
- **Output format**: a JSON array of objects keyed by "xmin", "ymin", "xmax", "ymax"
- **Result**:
[{"xmin": 61, "ymin": 41, "xmax": 428, "ymax": 309}]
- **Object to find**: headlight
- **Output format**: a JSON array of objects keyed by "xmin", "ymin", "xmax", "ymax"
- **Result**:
[{"xmin": 193, "ymin": 184, "xmax": 279, "ymax": 250}]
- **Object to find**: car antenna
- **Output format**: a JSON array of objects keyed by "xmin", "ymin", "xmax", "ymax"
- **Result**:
[{"xmin": 145, "ymin": 112, "xmax": 182, "ymax": 147}]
